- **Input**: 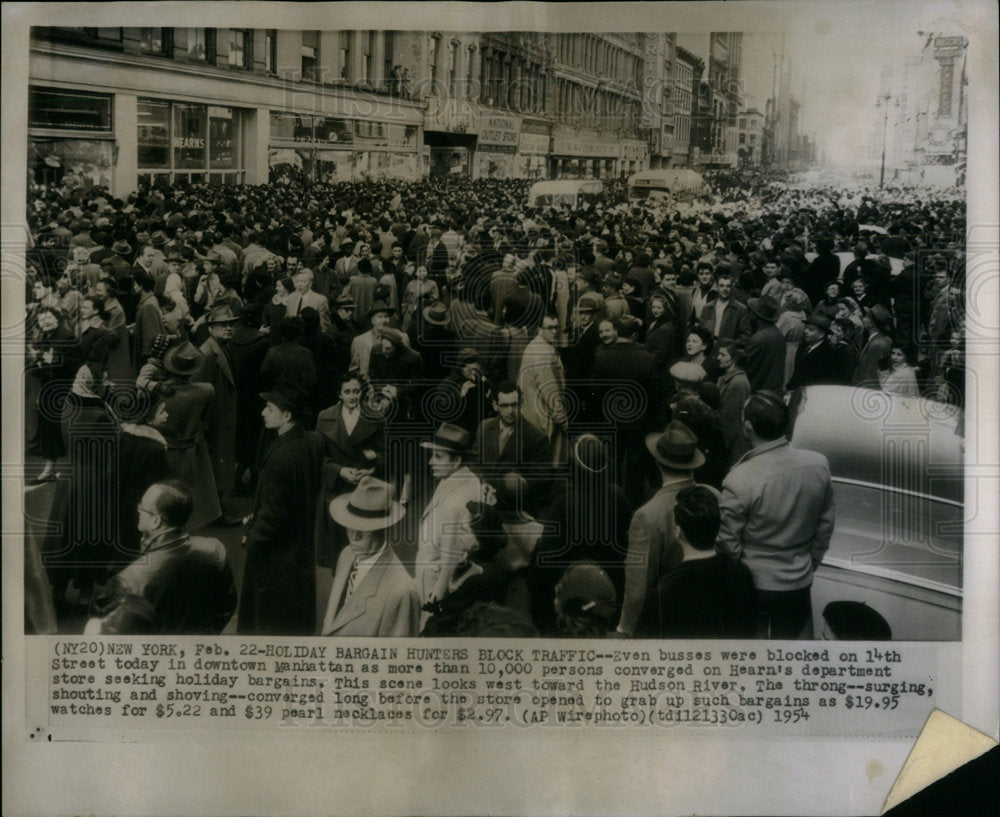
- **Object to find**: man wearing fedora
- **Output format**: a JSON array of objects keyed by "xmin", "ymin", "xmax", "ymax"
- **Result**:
[
  {"xmin": 562, "ymin": 291, "xmax": 605, "ymax": 385},
  {"xmin": 787, "ymin": 312, "xmax": 844, "ymax": 390},
  {"xmin": 853, "ymin": 304, "xmax": 894, "ymax": 388},
  {"xmin": 415, "ymin": 423, "xmax": 484, "ymax": 620},
  {"xmin": 745, "ymin": 294, "xmax": 786, "ymax": 393},
  {"xmin": 238, "ymin": 380, "xmax": 325, "ymax": 635},
  {"xmin": 321, "ymin": 477, "xmax": 419, "ymax": 637},
  {"xmin": 328, "ymin": 292, "xmax": 357, "ymax": 375},
  {"xmin": 617, "ymin": 420, "xmax": 706, "ymax": 638},
  {"xmin": 717, "ymin": 391, "xmax": 835, "ymax": 639},
  {"xmin": 195, "ymin": 304, "xmax": 242, "ymax": 502},
  {"xmin": 349, "ymin": 300, "xmax": 395, "ymax": 381}
]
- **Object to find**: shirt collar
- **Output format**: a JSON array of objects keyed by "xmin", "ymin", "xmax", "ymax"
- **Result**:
[
  {"xmin": 736, "ymin": 435, "xmax": 788, "ymax": 465},
  {"xmin": 142, "ymin": 526, "xmax": 188, "ymax": 553}
]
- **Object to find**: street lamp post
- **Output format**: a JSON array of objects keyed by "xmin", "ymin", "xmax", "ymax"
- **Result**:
[{"xmin": 878, "ymin": 91, "xmax": 891, "ymax": 189}]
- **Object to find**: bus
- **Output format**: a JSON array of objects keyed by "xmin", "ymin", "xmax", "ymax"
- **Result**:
[
  {"xmin": 528, "ymin": 179, "xmax": 604, "ymax": 210},
  {"xmin": 627, "ymin": 169, "xmax": 707, "ymax": 202}
]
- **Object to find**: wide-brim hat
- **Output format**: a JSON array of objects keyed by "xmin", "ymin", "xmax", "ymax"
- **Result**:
[
  {"xmin": 367, "ymin": 299, "xmax": 395, "ymax": 319},
  {"xmin": 259, "ymin": 379, "xmax": 309, "ymax": 415},
  {"xmin": 329, "ymin": 476, "xmax": 406, "ymax": 532},
  {"xmin": 150, "ymin": 230, "xmax": 168, "ymax": 248},
  {"xmin": 803, "ymin": 312, "xmax": 832, "ymax": 332},
  {"xmin": 112, "ymin": 240, "xmax": 132, "ymax": 256},
  {"xmin": 869, "ymin": 303, "xmax": 893, "ymax": 330},
  {"xmin": 645, "ymin": 420, "xmax": 705, "ymax": 471},
  {"xmin": 335, "ymin": 293, "xmax": 356, "ymax": 309},
  {"xmin": 162, "ymin": 341, "xmax": 205, "ymax": 376},
  {"xmin": 206, "ymin": 304, "xmax": 240, "ymax": 325},
  {"xmin": 422, "ymin": 300, "xmax": 450, "ymax": 326},
  {"xmin": 748, "ymin": 295, "xmax": 779, "ymax": 323},
  {"xmin": 669, "ymin": 361, "xmax": 707, "ymax": 384},
  {"xmin": 576, "ymin": 292, "xmax": 605, "ymax": 313},
  {"xmin": 421, "ymin": 422, "xmax": 471, "ymax": 455}
]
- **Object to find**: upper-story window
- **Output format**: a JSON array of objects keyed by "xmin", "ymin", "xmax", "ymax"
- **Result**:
[
  {"xmin": 228, "ymin": 29, "xmax": 251, "ymax": 69},
  {"xmin": 302, "ymin": 30, "xmax": 319, "ymax": 81}
]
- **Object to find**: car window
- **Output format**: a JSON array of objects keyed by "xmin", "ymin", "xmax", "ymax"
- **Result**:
[{"xmin": 825, "ymin": 480, "xmax": 962, "ymax": 593}]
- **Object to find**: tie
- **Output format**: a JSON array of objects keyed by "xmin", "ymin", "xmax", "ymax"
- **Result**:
[
  {"xmin": 293, "ymin": 296, "xmax": 301, "ymax": 317},
  {"xmin": 345, "ymin": 559, "xmax": 360, "ymax": 598}
]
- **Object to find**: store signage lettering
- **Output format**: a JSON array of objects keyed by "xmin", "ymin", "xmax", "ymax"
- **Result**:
[
  {"xmin": 519, "ymin": 133, "xmax": 550, "ymax": 155},
  {"xmin": 552, "ymin": 134, "xmax": 616, "ymax": 157},
  {"xmin": 478, "ymin": 116, "xmax": 522, "ymax": 148},
  {"xmin": 620, "ymin": 141, "xmax": 648, "ymax": 161},
  {"xmin": 175, "ymin": 137, "xmax": 205, "ymax": 149}
]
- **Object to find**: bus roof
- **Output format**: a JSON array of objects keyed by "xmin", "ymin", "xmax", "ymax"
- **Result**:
[
  {"xmin": 627, "ymin": 169, "xmax": 705, "ymax": 190},
  {"xmin": 529, "ymin": 180, "xmax": 604, "ymax": 196}
]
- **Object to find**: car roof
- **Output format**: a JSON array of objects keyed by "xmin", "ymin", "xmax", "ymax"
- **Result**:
[{"xmin": 787, "ymin": 385, "xmax": 964, "ymax": 504}]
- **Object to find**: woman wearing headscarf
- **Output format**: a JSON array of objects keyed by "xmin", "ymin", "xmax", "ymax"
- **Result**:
[
  {"xmin": 111, "ymin": 384, "xmax": 173, "ymax": 562},
  {"xmin": 429, "ymin": 347, "xmax": 493, "ymax": 436},
  {"xmin": 367, "ymin": 327, "xmax": 424, "ymax": 424}
]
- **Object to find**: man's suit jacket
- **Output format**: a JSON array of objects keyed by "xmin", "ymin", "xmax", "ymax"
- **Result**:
[
  {"xmin": 698, "ymin": 299, "xmax": 752, "ymax": 343},
  {"xmin": 321, "ymin": 546, "xmax": 420, "ymax": 637},
  {"xmin": 473, "ymin": 415, "xmax": 551, "ymax": 475},
  {"xmin": 619, "ymin": 477, "xmax": 696, "ymax": 635},
  {"xmin": 853, "ymin": 331, "xmax": 892, "ymax": 388},
  {"xmin": 591, "ymin": 341, "xmax": 664, "ymax": 429},
  {"xmin": 133, "ymin": 291, "xmax": 163, "ymax": 369},
  {"xmin": 284, "ymin": 289, "xmax": 332, "ymax": 334},
  {"xmin": 746, "ymin": 324, "xmax": 787, "ymax": 393},
  {"xmin": 787, "ymin": 339, "xmax": 846, "ymax": 390},
  {"xmin": 415, "ymin": 466, "xmax": 482, "ymax": 603}
]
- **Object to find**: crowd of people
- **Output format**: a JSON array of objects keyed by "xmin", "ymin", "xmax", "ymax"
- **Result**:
[{"xmin": 22, "ymin": 169, "xmax": 966, "ymax": 639}]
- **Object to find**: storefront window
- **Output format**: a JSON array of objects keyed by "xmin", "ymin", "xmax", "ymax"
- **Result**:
[
  {"xmin": 137, "ymin": 99, "xmax": 170, "ymax": 168},
  {"xmin": 29, "ymin": 139, "xmax": 113, "ymax": 189},
  {"xmin": 270, "ymin": 111, "xmax": 417, "ymax": 182},
  {"xmin": 173, "ymin": 104, "xmax": 207, "ymax": 169},
  {"xmin": 209, "ymin": 107, "xmax": 237, "ymax": 169},
  {"xmin": 270, "ymin": 112, "xmax": 314, "ymax": 143},
  {"xmin": 315, "ymin": 117, "xmax": 353, "ymax": 146},
  {"xmin": 30, "ymin": 88, "xmax": 113, "ymax": 132},
  {"xmin": 315, "ymin": 150, "xmax": 353, "ymax": 182},
  {"xmin": 139, "ymin": 99, "xmax": 244, "ymax": 183}
]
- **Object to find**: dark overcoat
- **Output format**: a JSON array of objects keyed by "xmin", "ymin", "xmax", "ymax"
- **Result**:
[{"xmin": 238, "ymin": 424, "xmax": 325, "ymax": 635}]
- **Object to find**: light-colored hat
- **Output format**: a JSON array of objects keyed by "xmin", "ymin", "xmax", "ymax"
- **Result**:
[
  {"xmin": 329, "ymin": 477, "xmax": 406, "ymax": 532},
  {"xmin": 669, "ymin": 361, "xmax": 707, "ymax": 384}
]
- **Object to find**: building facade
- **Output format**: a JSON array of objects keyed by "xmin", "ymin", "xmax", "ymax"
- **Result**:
[
  {"xmin": 736, "ymin": 107, "xmax": 763, "ymax": 166},
  {"xmin": 549, "ymin": 33, "xmax": 648, "ymax": 178},
  {"xmin": 678, "ymin": 32, "xmax": 742, "ymax": 168},
  {"xmin": 29, "ymin": 27, "xmax": 708, "ymax": 194},
  {"xmin": 669, "ymin": 46, "xmax": 702, "ymax": 168}
]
